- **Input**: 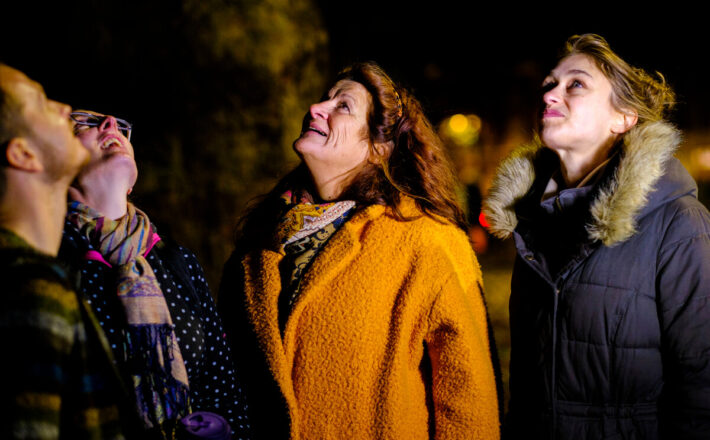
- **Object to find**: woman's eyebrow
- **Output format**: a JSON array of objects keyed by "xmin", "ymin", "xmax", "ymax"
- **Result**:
[
  {"xmin": 334, "ymin": 90, "xmax": 358, "ymax": 105},
  {"xmin": 563, "ymin": 68, "xmax": 593, "ymax": 78}
]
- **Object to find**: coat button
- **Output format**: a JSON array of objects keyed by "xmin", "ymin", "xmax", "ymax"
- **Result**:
[{"xmin": 525, "ymin": 255, "xmax": 535, "ymax": 261}]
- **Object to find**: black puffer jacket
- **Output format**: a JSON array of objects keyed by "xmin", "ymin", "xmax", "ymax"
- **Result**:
[{"xmin": 485, "ymin": 121, "xmax": 710, "ymax": 439}]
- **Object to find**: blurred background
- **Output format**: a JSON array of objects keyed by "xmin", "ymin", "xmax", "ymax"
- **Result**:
[{"xmin": 3, "ymin": 1, "xmax": 709, "ymax": 408}]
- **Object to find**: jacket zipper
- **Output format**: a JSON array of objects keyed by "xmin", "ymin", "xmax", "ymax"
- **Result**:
[
  {"xmin": 551, "ymin": 281, "xmax": 563, "ymax": 439},
  {"xmin": 517, "ymin": 252, "xmax": 561, "ymax": 438}
]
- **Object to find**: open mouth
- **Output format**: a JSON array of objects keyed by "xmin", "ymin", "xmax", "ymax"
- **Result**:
[
  {"xmin": 306, "ymin": 126, "xmax": 327, "ymax": 136},
  {"xmin": 100, "ymin": 138, "xmax": 123, "ymax": 151}
]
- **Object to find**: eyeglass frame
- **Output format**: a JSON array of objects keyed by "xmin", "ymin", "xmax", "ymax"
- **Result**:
[{"xmin": 70, "ymin": 111, "xmax": 133, "ymax": 141}]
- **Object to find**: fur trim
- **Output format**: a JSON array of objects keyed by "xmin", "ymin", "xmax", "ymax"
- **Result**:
[
  {"xmin": 587, "ymin": 122, "xmax": 680, "ymax": 245},
  {"xmin": 483, "ymin": 121, "xmax": 681, "ymax": 246},
  {"xmin": 482, "ymin": 142, "xmax": 542, "ymax": 239}
]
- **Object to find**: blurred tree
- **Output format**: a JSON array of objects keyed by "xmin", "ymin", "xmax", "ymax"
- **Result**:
[
  {"xmin": 1, "ymin": 0, "xmax": 328, "ymax": 289},
  {"xmin": 143, "ymin": 0, "xmax": 330, "ymax": 289}
]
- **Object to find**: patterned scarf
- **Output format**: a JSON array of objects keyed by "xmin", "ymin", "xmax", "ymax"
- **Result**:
[
  {"xmin": 274, "ymin": 191, "xmax": 356, "ymax": 330},
  {"xmin": 275, "ymin": 190, "xmax": 356, "ymax": 253},
  {"xmin": 67, "ymin": 201, "xmax": 190, "ymax": 433}
]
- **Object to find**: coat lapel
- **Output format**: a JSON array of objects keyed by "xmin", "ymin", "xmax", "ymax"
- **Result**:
[
  {"xmin": 280, "ymin": 205, "xmax": 383, "ymax": 362},
  {"xmin": 241, "ymin": 205, "xmax": 384, "ymax": 407},
  {"xmin": 484, "ymin": 121, "xmax": 681, "ymax": 247},
  {"xmin": 242, "ymin": 249, "xmax": 297, "ymax": 403}
]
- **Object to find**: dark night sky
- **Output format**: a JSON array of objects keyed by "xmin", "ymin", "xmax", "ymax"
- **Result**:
[
  {"xmin": 318, "ymin": 3, "xmax": 710, "ymax": 133},
  {"xmin": 2, "ymin": 3, "xmax": 708, "ymax": 133}
]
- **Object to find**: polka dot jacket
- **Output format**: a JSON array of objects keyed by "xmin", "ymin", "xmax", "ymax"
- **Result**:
[{"xmin": 60, "ymin": 221, "xmax": 251, "ymax": 439}]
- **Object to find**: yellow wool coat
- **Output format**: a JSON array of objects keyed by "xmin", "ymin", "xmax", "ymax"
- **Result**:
[{"xmin": 224, "ymin": 199, "xmax": 499, "ymax": 439}]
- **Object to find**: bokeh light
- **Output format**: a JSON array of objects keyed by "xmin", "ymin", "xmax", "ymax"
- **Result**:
[
  {"xmin": 439, "ymin": 113, "xmax": 482, "ymax": 147},
  {"xmin": 449, "ymin": 114, "xmax": 469, "ymax": 133}
]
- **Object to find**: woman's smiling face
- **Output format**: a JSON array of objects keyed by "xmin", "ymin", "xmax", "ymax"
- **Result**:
[
  {"xmin": 72, "ymin": 110, "xmax": 138, "ymax": 189},
  {"xmin": 293, "ymin": 79, "xmax": 373, "ymax": 180}
]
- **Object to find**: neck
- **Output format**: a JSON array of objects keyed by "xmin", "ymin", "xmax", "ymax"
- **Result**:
[
  {"xmin": 307, "ymin": 163, "xmax": 361, "ymax": 201},
  {"xmin": 313, "ymin": 178, "xmax": 346, "ymax": 201},
  {"xmin": 70, "ymin": 178, "xmax": 129, "ymax": 220},
  {"xmin": 555, "ymin": 138, "xmax": 619, "ymax": 187},
  {"xmin": 0, "ymin": 174, "xmax": 70, "ymax": 256}
]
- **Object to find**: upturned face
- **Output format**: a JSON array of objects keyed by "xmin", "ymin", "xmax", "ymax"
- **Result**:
[
  {"xmin": 0, "ymin": 65, "xmax": 89, "ymax": 180},
  {"xmin": 293, "ymin": 79, "xmax": 373, "ymax": 180},
  {"xmin": 72, "ymin": 110, "xmax": 137, "ymax": 189},
  {"xmin": 541, "ymin": 54, "xmax": 628, "ymax": 156}
]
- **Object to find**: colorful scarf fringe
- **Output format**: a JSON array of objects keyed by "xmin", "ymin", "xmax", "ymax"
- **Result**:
[{"xmin": 67, "ymin": 201, "xmax": 190, "ymax": 432}]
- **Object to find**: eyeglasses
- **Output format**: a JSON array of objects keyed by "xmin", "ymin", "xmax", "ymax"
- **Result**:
[{"xmin": 70, "ymin": 111, "xmax": 133, "ymax": 141}]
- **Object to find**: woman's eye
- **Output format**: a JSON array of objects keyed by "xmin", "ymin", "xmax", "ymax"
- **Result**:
[
  {"xmin": 338, "ymin": 102, "xmax": 350, "ymax": 111},
  {"xmin": 569, "ymin": 80, "xmax": 583, "ymax": 89},
  {"xmin": 73, "ymin": 125, "xmax": 90, "ymax": 134}
]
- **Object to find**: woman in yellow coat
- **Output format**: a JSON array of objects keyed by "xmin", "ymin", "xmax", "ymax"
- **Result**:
[{"xmin": 219, "ymin": 62, "xmax": 500, "ymax": 439}]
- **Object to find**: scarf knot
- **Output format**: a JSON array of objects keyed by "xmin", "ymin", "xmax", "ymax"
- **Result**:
[{"xmin": 275, "ymin": 190, "xmax": 356, "ymax": 253}]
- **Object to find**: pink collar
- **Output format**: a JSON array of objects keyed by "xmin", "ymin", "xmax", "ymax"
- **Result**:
[{"xmin": 83, "ymin": 233, "xmax": 161, "ymax": 268}]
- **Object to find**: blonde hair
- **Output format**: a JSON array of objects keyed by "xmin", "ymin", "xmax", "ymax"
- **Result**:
[{"xmin": 563, "ymin": 34, "xmax": 675, "ymax": 124}]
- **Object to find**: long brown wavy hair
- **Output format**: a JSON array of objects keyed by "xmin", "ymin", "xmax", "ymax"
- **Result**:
[{"xmin": 236, "ymin": 62, "xmax": 466, "ymax": 250}]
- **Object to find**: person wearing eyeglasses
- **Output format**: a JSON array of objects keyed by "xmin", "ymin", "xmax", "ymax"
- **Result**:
[{"xmin": 58, "ymin": 110, "xmax": 251, "ymax": 440}]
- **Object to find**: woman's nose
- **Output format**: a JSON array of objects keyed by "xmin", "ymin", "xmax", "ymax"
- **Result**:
[
  {"xmin": 309, "ymin": 101, "xmax": 329, "ymax": 120},
  {"xmin": 543, "ymin": 87, "xmax": 560, "ymax": 106},
  {"xmin": 98, "ymin": 115, "xmax": 118, "ymax": 132}
]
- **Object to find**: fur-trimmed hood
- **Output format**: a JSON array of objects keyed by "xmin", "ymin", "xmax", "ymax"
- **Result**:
[{"xmin": 483, "ymin": 121, "xmax": 684, "ymax": 246}]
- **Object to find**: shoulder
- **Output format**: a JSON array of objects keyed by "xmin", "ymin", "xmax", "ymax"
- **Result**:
[
  {"xmin": 13, "ymin": 272, "xmax": 79, "ymax": 315},
  {"xmin": 406, "ymin": 215, "xmax": 472, "ymax": 256},
  {"xmin": 0, "ymin": 250, "xmax": 80, "ymax": 345},
  {"xmin": 151, "ymin": 237, "xmax": 203, "ymax": 272},
  {"xmin": 1, "ymin": 246, "xmax": 75, "ymax": 293},
  {"xmin": 656, "ymin": 195, "xmax": 710, "ymax": 251},
  {"xmin": 360, "ymin": 200, "xmax": 481, "ymax": 281},
  {"xmin": 150, "ymin": 238, "xmax": 213, "ymax": 301},
  {"xmin": 636, "ymin": 158, "xmax": 710, "ymax": 249},
  {"xmin": 382, "ymin": 197, "xmax": 471, "ymax": 246}
]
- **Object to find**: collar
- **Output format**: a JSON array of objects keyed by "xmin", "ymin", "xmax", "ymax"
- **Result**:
[
  {"xmin": 541, "ymin": 151, "xmax": 617, "ymax": 201},
  {"xmin": 0, "ymin": 227, "xmax": 32, "ymax": 250},
  {"xmin": 483, "ymin": 121, "xmax": 682, "ymax": 246}
]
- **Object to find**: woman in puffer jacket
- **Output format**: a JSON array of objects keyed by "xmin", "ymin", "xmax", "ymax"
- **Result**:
[{"xmin": 484, "ymin": 34, "xmax": 710, "ymax": 439}]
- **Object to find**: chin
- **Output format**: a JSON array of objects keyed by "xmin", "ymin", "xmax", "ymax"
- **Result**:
[
  {"xmin": 292, "ymin": 137, "xmax": 305, "ymax": 155},
  {"xmin": 108, "ymin": 153, "xmax": 137, "ymax": 167},
  {"xmin": 541, "ymin": 128, "xmax": 564, "ymax": 150},
  {"xmin": 293, "ymin": 138, "xmax": 325, "ymax": 159}
]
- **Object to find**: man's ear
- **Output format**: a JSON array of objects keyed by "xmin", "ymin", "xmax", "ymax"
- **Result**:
[
  {"xmin": 612, "ymin": 109, "xmax": 638, "ymax": 135},
  {"xmin": 5, "ymin": 138, "xmax": 43, "ymax": 172}
]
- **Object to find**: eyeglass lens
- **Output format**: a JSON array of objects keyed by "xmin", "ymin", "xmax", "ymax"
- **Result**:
[{"xmin": 72, "ymin": 113, "xmax": 131, "ymax": 139}]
